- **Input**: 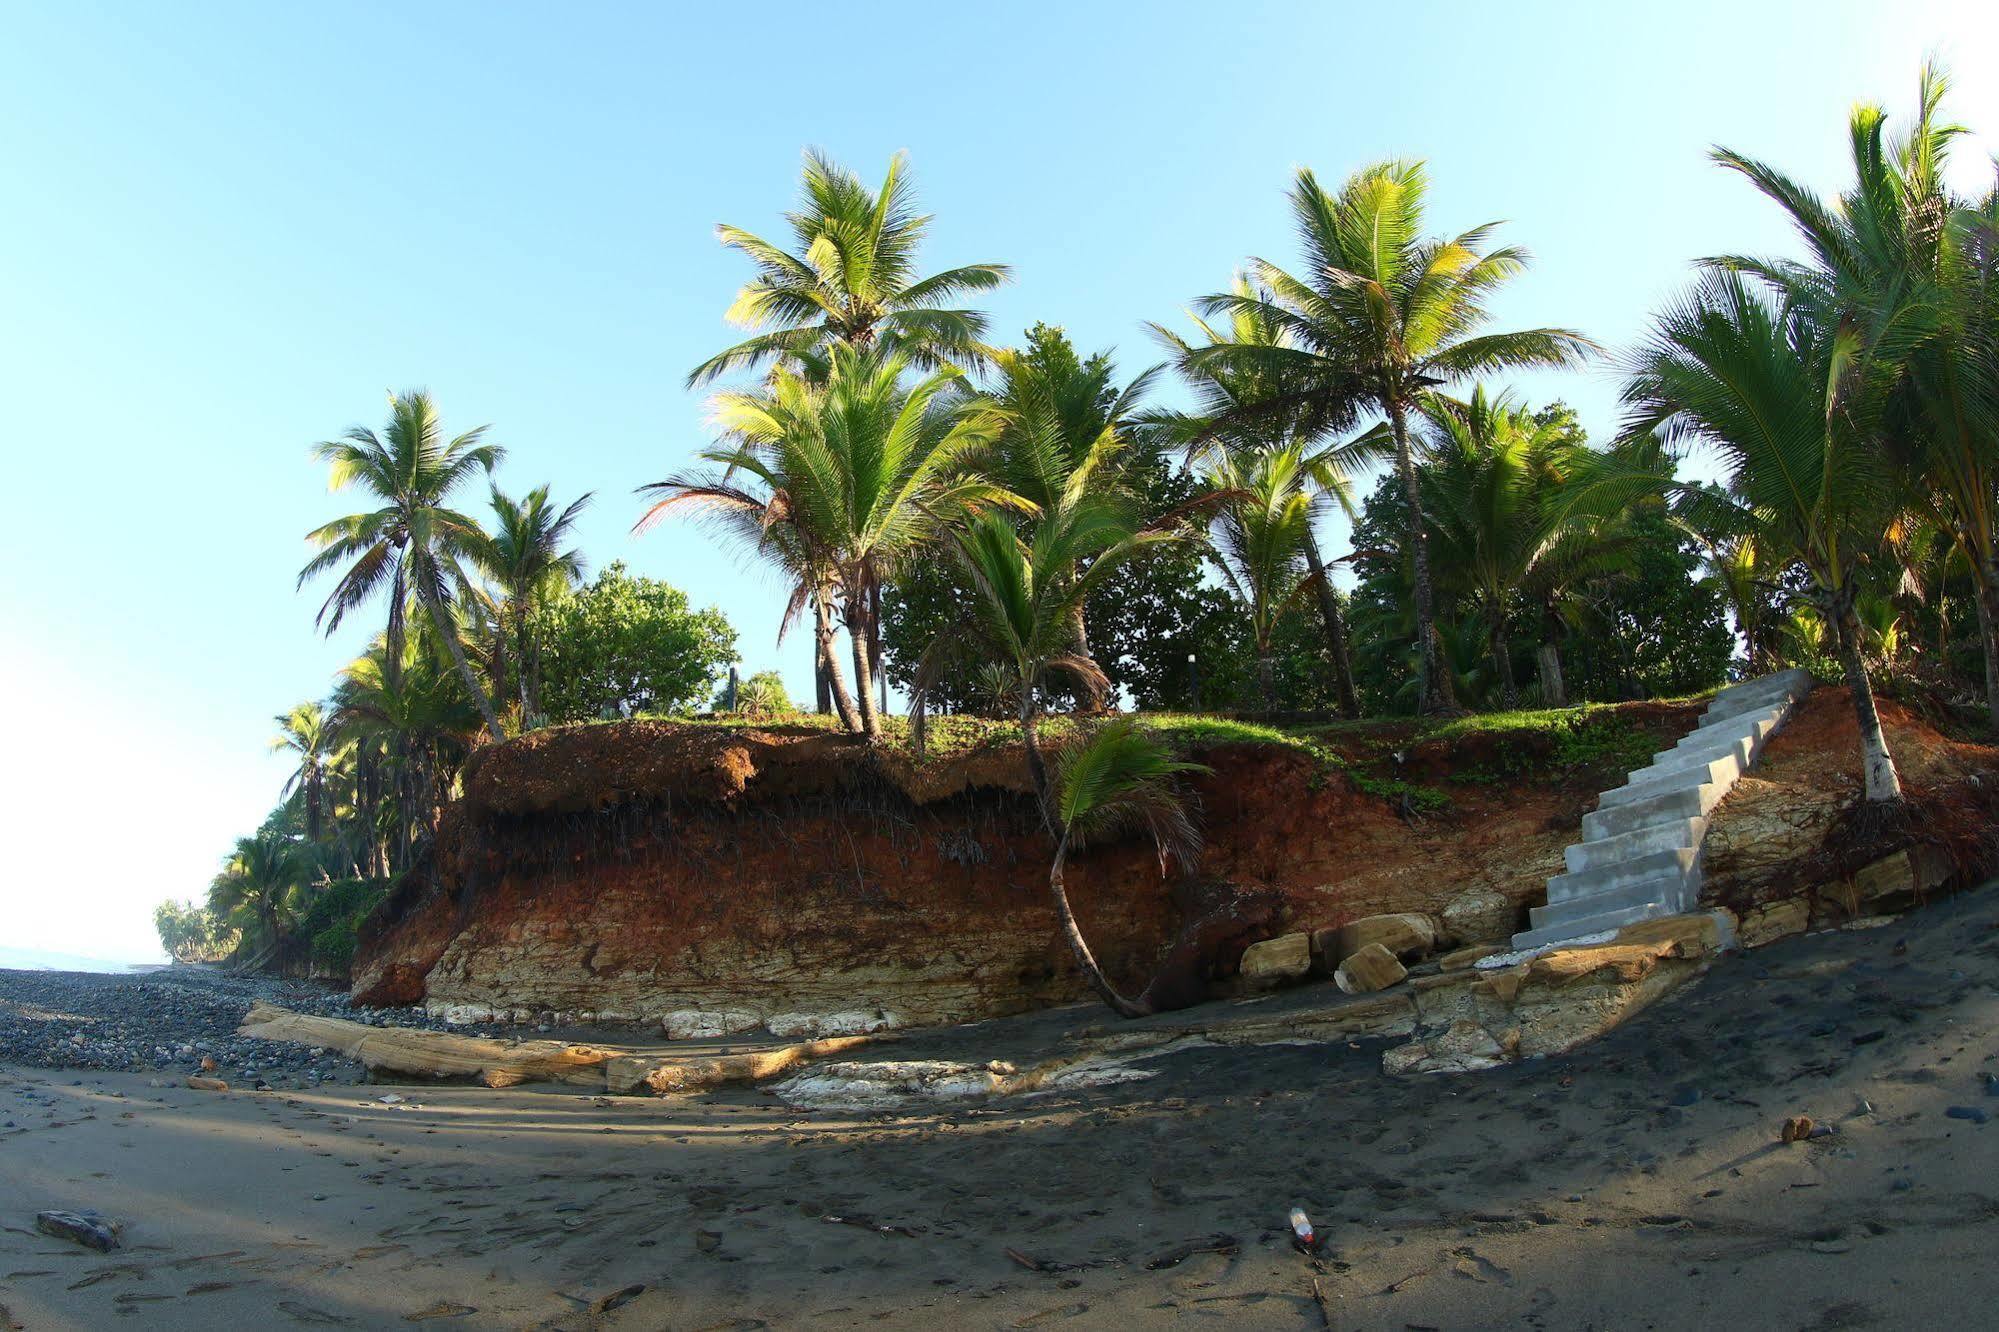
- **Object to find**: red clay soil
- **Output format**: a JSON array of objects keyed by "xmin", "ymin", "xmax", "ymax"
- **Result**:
[
  {"xmin": 1703, "ymin": 686, "xmax": 1999, "ymax": 919},
  {"xmin": 353, "ymin": 707, "xmax": 1698, "ymax": 1025}
]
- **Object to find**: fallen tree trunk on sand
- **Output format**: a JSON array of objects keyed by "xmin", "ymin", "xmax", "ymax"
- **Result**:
[{"xmin": 236, "ymin": 1002, "xmax": 878, "ymax": 1094}]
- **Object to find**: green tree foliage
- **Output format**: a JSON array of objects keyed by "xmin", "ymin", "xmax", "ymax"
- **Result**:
[
  {"xmin": 531, "ymin": 562, "xmax": 738, "ymax": 722},
  {"xmin": 299, "ymin": 389, "xmax": 509, "ymax": 742},
  {"xmin": 881, "ymin": 455, "xmax": 1231, "ymax": 711},
  {"xmin": 1559, "ymin": 506, "xmax": 1733, "ymax": 700},
  {"xmin": 1189, "ymin": 162, "xmax": 1595, "ymax": 712},
  {"xmin": 152, "ymin": 900, "xmax": 236, "ymax": 964},
  {"xmin": 687, "ymin": 150, "xmax": 1010, "ymax": 386}
]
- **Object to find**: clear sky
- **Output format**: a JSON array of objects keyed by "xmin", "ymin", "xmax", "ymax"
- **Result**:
[{"xmin": 2, "ymin": 1, "xmax": 1994, "ymax": 964}]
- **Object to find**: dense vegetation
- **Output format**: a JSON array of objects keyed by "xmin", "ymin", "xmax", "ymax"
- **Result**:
[{"xmin": 164, "ymin": 68, "xmax": 1999, "ymax": 993}]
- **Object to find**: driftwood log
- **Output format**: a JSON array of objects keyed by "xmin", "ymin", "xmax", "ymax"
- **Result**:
[{"xmin": 236, "ymin": 1002, "xmax": 877, "ymax": 1094}]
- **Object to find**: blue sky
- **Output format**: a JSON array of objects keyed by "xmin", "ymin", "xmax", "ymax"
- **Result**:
[{"xmin": 2, "ymin": 0, "xmax": 1993, "ymax": 963}]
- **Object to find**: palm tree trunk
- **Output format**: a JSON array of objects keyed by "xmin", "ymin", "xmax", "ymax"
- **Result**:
[
  {"xmin": 1388, "ymin": 397, "xmax": 1456, "ymax": 714},
  {"xmin": 812, "ymin": 591, "xmax": 861, "ymax": 732},
  {"xmin": 812, "ymin": 599, "xmax": 833, "ymax": 715},
  {"xmin": 1067, "ymin": 599, "xmax": 1109, "ymax": 713},
  {"xmin": 847, "ymin": 616, "xmax": 881, "ymax": 739},
  {"xmin": 1049, "ymin": 835, "xmax": 1152, "ymax": 1018},
  {"xmin": 1535, "ymin": 639, "xmax": 1567, "ymax": 707},
  {"xmin": 1974, "ymin": 558, "xmax": 1999, "ymax": 736},
  {"xmin": 1300, "ymin": 530, "xmax": 1360, "ymax": 718},
  {"xmin": 1490, "ymin": 609, "xmax": 1519, "ymax": 710},
  {"xmin": 420, "ymin": 586, "xmax": 508, "ymax": 744},
  {"xmin": 1834, "ymin": 593, "xmax": 1903, "ymax": 804},
  {"xmin": 1018, "ymin": 690, "xmax": 1057, "ymax": 837},
  {"xmin": 1256, "ymin": 645, "xmax": 1277, "ymax": 713}
]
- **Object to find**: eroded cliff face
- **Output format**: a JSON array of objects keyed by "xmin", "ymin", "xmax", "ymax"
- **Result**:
[
  {"xmin": 1703, "ymin": 689, "xmax": 1999, "ymax": 921},
  {"xmin": 352, "ymin": 717, "xmax": 1673, "ymax": 1032}
]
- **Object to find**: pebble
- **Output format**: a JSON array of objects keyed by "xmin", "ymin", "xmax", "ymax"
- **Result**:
[
  {"xmin": 0, "ymin": 966, "xmax": 499, "ymax": 1080},
  {"xmin": 1944, "ymin": 1106, "xmax": 1990, "ymax": 1125}
]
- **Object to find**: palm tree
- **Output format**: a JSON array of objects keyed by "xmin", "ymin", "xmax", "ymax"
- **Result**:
[
  {"xmin": 1203, "ymin": 443, "xmax": 1326, "ymax": 710},
  {"xmin": 209, "ymin": 828, "xmax": 306, "ymax": 962},
  {"xmin": 1624, "ymin": 272, "xmax": 1905, "ymax": 804},
  {"xmin": 1150, "ymin": 278, "xmax": 1378, "ymax": 717},
  {"xmin": 915, "ymin": 506, "xmax": 1178, "ymax": 796},
  {"xmin": 330, "ymin": 629, "xmax": 483, "ymax": 870},
  {"xmin": 1714, "ymin": 64, "xmax": 1999, "ymax": 729},
  {"xmin": 640, "ymin": 345, "xmax": 1009, "ymax": 738},
  {"xmin": 1047, "ymin": 720, "xmax": 1208, "ymax": 1017},
  {"xmin": 475, "ymin": 484, "xmax": 590, "ymax": 724},
  {"xmin": 299, "ymin": 390, "xmax": 508, "ymax": 744},
  {"xmin": 271, "ymin": 701, "xmax": 338, "ymax": 843},
  {"xmin": 1418, "ymin": 388, "xmax": 1605, "ymax": 708},
  {"xmin": 687, "ymin": 150, "xmax": 1011, "ymax": 387},
  {"xmin": 984, "ymin": 325, "xmax": 1164, "ymax": 707},
  {"xmin": 1190, "ymin": 163, "xmax": 1595, "ymax": 712}
]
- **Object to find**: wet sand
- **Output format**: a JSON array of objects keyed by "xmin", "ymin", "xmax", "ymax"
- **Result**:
[{"xmin": 5, "ymin": 892, "xmax": 1999, "ymax": 1329}]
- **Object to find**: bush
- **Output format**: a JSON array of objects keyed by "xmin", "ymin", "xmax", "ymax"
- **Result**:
[{"xmin": 296, "ymin": 878, "xmax": 390, "ymax": 977}]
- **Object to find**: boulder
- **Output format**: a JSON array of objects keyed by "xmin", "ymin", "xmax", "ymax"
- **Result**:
[
  {"xmin": 1335, "ymin": 942, "xmax": 1408, "ymax": 995},
  {"xmin": 1238, "ymin": 932, "xmax": 1313, "ymax": 986},
  {"xmin": 1317, "ymin": 913, "xmax": 1439, "ymax": 971},
  {"xmin": 1736, "ymin": 898, "xmax": 1810, "ymax": 949},
  {"xmin": 1440, "ymin": 889, "xmax": 1516, "ymax": 945},
  {"xmin": 1382, "ymin": 1020, "xmax": 1512, "ymax": 1075}
]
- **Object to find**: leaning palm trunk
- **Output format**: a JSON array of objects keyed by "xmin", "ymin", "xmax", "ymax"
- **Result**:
[
  {"xmin": 1300, "ymin": 530, "xmax": 1361, "ymax": 718},
  {"xmin": 1067, "ymin": 599, "xmax": 1109, "ymax": 713},
  {"xmin": 1017, "ymin": 694, "xmax": 1057, "ymax": 835},
  {"xmin": 419, "ymin": 586, "xmax": 507, "ymax": 744},
  {"xmin": 1049, "ymin": 835, "xmax": 1152, "ymax": 1018},
  {"xmin": 1388, "ymin": 400, "xmax": 1456, "ymax": 714},
  {"xmin": 1833, "ymin": 594, "xmax": 1904, "ymax": 804}
]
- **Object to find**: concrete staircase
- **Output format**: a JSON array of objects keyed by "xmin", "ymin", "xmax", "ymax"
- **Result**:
[{"xmin": 1510, "ymin": 669, "xmax": 1815, "ymax": 951}]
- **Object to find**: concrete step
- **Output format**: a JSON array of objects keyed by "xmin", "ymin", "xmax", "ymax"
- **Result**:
[
  {"xmin": 1647, "ymin": 731, "xmax": 1758, "ymax": 777},
  {"xmin": 1546, "ymin": 846, "xmax": 1701, "ymax": 906},
  {"xmin": 1564, "ymin": 816, "xmax": 1705, "ymax": 873},
  {"xmin": 1582, "ymin": 783, "xmax": 1723, "ymax": 841},
  {"xmin": 1669, "ymin": 706, "xmax": 1783, "ymax": 759},
  {"xmin": 1605, "ymin": 753, "xmax": 1740, "ymax": 807},
  {"xmin": 1707, "ymin": 666, "xmax": 1812, "ymax": 706},
  {"xmin": 1513, "ymin": 899, "xmax": 1670, "ymax": 950},
  {"xmin": 1532, "ymin": 875, "xmax": 1685, "ymax": 927},
  {"xmin": 1702, "ymin": 672, "xmax": 1812, "ymax": 723}
]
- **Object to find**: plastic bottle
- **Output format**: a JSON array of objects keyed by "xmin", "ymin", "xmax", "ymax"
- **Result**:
[{"xmin": 1288, "ymin": 1206, "xmax": 1314, "ymax": 1249}]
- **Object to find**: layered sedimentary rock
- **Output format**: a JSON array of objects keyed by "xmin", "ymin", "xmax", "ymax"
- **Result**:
[{"xmin": 352, "ymin": 718, "xmax": 1650, "ymax": 1030}]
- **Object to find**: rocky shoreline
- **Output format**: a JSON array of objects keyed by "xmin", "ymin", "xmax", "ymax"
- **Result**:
[{"xmin": 0, "ymin": 966, "xmax": 513, "ymax": 1091}]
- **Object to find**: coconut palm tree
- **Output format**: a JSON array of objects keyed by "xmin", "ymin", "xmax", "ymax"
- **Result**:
[
  {"xmin": 329, "ymin": 628, "xmax": 483, "ymax": 868},
  {"xmin": 299, "ymin": 390, "xmax": 508, "ymax": 744},
  {"xmin": 1624, "ymin": 272, "xmax": 1905, "ymax": 804},
  {"xmin": 475, "ymin": 484, "xmax": 590, "ymax": 724},
  {"xmin": 914, "ymin": 505, "xmax": 1179, "ymax": 794},
  {"xmin": 270, "ymin": 701, "xmax": 338, "ymax": 843},
  {"xmin": 687, "ymin": 150, "xmax": 1011, "ymax": 387},
  {"xmin": 1202, "ymin": 443, "xmax": 1326, "ymax": 710},
  {"xmin": 209, "ymin": 829, "xmax": 306, "ymax": 961},
  {"xmin": 1150, "ymin": 277, "xmax": 1381, "ymax": 717},
  {"xmin": 1714, "ymin": 64, "xmax": 1999, "ymax": 728},
  {"xmin": 1046, "ymin": 719, "xmax": 1208, "ymax": 1018},
  {"xmin": 640, "ymin": 345, "xmax": 1009, "ymax": 738},
  {"xmin": 1418, "ymin": 388, "xmax": 1607, "ymax": 708},
  {"xmin": 982, "ymin": 326, "xmax": 1165, "ymax": 707},
  {"xmin": 1189, "ymin": 163, "xmax": 1595, "ymax": 713}
]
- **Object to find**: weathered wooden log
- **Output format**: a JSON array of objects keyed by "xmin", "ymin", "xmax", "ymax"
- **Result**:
[
  {"xmin": 237, "ymin": 1001, "xmax": 881, "ymax": 1094},
  {"xmin": 238, "ymin": 1002, "xmax": 620, "ymax": 1088}
]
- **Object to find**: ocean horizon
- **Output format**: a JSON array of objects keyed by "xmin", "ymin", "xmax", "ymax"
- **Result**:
[{"xmin": 0, "ymin": 943, "xmax": 168, "ymax": 974}]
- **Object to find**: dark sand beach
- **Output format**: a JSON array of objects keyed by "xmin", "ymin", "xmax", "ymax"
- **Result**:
[{"xmin": 5, "ymin": 890, "xmax": 1998, "ymax": 1329}]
